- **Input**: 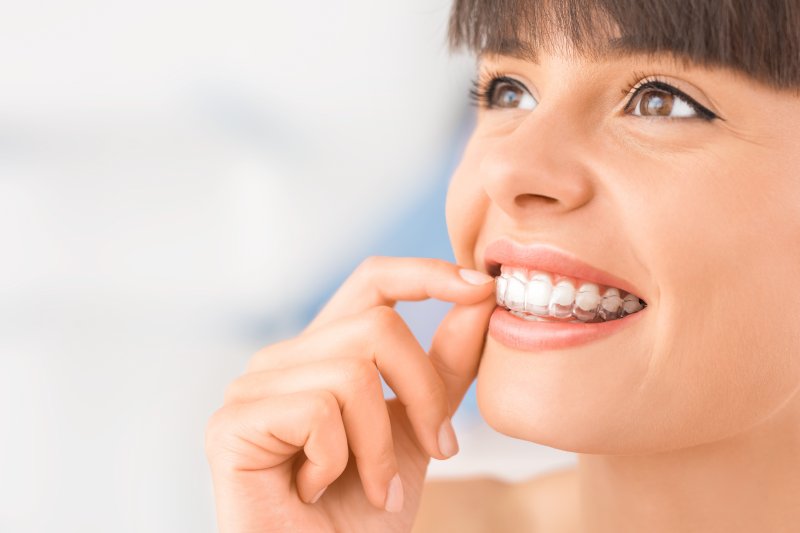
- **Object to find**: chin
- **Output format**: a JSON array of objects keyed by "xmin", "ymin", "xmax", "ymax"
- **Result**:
[
  {"xmin": 475, "ymin": 342, "xmax": 635, "ymax": 454},
  {"xmin": 474, "ymin": 337, "xmax": 779, "ymax": 456}
]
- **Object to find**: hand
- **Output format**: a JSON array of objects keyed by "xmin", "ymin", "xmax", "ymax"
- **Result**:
[{"xmin": 205, "ymin": 256, "xmax": 497, "ymax": 533}]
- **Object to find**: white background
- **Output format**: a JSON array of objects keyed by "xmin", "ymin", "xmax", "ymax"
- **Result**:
[{"xmin": 0, "ymin": 1, "xmax": 575, "ymax": 531}]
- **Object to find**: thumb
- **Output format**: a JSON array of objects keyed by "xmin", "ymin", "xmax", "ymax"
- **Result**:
[{"xmin": 427, "ymin": 293, "xmax": 497, "ymax": 417}]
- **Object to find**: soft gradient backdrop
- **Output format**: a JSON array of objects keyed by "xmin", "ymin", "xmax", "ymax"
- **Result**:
[{"xmin": 0, "ymin": 1, "xmax": 575, "ymax": 531}]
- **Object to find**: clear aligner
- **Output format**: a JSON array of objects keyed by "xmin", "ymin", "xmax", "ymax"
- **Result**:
[
  {"xmin": 495, "ymin": 272, "xmax": 646, "ymax": 323},
  {"xmin": 548, "ymin": 280, "xmax": 576, "ymax": 319}
]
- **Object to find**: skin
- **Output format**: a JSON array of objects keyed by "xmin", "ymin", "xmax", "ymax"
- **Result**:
[
  {"xmin": 205, "ymin": 257, "xmax": 498, "ymax": 533},
  {"xmin": 447, "ymin": 44, "xmax": 800, "ymax": 531},
  {"xmin": 205, "ymin": 32, "xmax": 800, "ymax": 533}
]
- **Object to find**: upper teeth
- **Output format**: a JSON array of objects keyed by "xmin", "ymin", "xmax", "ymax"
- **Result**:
[{"xmin": 495, "ymin": 266, "xmax": 645, "ymax": 322}]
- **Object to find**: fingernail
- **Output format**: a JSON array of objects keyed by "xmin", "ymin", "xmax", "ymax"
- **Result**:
[
  {"xmin": 310, "ymin": 485, "xmax": 327, "ymax": 504},
  {"xmin": 438, "ymin": 416, "xmax": 459, "ymax": 458},
  {"xmin": 385, "ymin": 473, "xmax": 404, "ymax": 513},
  {"xmin": 459, "ymin": 268, "xmax": 493, "ymax": 285}
]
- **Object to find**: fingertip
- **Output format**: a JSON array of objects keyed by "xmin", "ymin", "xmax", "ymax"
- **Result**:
[
  {"xmin": 458, "ymin": 268, "xmax": 494, "ymax": 286},
  {"xmin": 309, "ymin": 485, "xmax": 328, "ymax": 504},
  {"xmin": 385, "ymin": 473, "xmax": 404, "ymax": 513},
  {"xmin": 451, "ymin": 269, "xmax": 497, "ymax": 306},
  {"xmin": 437, "ymin": 416, "xmax": 459, "ymax": 459}
]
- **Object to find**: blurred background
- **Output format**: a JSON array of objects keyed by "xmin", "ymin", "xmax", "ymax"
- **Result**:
[{"xmin": 0, "ymin": 1, "xmax": 575, "ymax": 531}]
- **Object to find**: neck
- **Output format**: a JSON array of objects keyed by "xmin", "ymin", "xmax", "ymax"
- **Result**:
[{"xmin": 576, "ymin": 392, "xmax": 800, "ymax": 533}]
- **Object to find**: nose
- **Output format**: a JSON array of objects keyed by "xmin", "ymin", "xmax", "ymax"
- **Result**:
[{"xmin": 480, "ymin": 110, "xmax": 594, "ymax": 219}]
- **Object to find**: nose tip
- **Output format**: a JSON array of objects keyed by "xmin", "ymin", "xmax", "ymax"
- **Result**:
[{"xmin": 480, "ymin": 130, "xmax": 595, "ymax": 218}]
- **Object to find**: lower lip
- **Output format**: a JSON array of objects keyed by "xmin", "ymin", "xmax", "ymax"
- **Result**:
[{"xmin": 488, "ymin": 306, "xmax": 646, "ymax": 351}]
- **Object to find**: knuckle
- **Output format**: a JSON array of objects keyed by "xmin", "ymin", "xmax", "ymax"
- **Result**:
[
  {"xmin": 222, "ymin": 371, "xmax": 271, "ymax": 406},
  {"xmin": 245, "ymin": 340, "xmax": 287, "ymax": 373},
  {"xmin": 366, "ymin": 305, "xmax": 400, "ymax": 331},
  {"xmin": 204, "ymin": 406, "xmax": 231, "ymax": 451},
  {"xmin": 204, "ymin": 406, "xmax": 250, "ymax": 470},
  {"xmin": 222, "ymin": 377, "xmax": 246, "ymax": 405},
  {"xmin": 356, "ymin": 255, "xmax": 384, "ymax": 277},
  {"xmin": 309, "ymin": 390, "xmax": 339, "ymax": 422},
  {"xmin": 341, "ymin": 358, "xmax": 379, "ymax": 388},
  {"xmin": 243, "ymin": 356, "xmax": 262, "ymax": 374},
  {"xmin": 221, "ymin": 389, "xmax": 238, "ymax": 406}
]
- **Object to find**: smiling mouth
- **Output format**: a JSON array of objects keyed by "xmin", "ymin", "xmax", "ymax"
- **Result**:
[{"xmin": 494, "ymin": 265, "xmax": 647, "ymax": 324}]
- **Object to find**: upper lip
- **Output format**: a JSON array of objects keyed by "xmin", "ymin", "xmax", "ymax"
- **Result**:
[{"xmin": 483, "ymin": 238, "xmax": 647, "ymax": 302}]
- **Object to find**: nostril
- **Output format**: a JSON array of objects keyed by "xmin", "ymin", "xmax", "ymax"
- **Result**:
[{"xmin": 514, "ymin": 194, "xmax": 559, "ymax": 208}]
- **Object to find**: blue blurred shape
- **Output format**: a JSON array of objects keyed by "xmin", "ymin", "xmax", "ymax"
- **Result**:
[{"xmin": 297, "ymin": 108, "xmax": 482, "ymax": 415}]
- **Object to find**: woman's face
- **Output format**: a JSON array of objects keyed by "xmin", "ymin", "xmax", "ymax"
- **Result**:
[{"xmin": 447, "ymin": 47, "xmax": 800, "ymax": 454}]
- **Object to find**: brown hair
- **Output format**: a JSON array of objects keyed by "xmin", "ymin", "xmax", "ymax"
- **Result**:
[{"xmin": 448, "ymin": 0, "xmax": 800, "ymax": 91}]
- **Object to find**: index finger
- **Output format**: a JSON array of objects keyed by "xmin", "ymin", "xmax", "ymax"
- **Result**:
[
  {"xmin": 303, "ymin": 256, "xmax": 494, "ymax": 335},
  {"xmin": 427, "ymin": 295, "xmax": 498, "ymax": 417}
]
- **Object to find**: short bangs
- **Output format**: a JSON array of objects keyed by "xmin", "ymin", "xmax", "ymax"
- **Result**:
[{"xmin": 448, "ymin": 0, "xmax": 800, "ymax": 91}]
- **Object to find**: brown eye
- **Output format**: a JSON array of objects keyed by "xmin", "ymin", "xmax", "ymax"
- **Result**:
[
  {"xmin": 489, "ymin": 80, "xmax": 537, "ymax": 110},
  {"xmin": 638, "ymin": 90, "xmax": 673, "ymax": 116},
  {"xmin": 628, "ymin": 85, "xmax": 698, "ymax": 118},
  {"xmin": 491, "ymin": 82, "xmax": 521, "ymax": 107}
]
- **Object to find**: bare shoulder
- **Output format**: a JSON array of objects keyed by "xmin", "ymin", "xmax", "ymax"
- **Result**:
[{"xmin": 411, "ymin": 468, "xmax": 579, "ymax": 533}]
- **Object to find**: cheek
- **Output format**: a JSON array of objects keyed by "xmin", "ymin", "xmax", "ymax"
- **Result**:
[
  {"xmin": 474, "ymin": 148, "xmax": 800, "ymax": 455},
  {"xmin": 639, "ymin": 149, "xmax": 800, "ymax": 437},
  {"xmin": 477, "ymin": 291, "xmax": 800, "ymax": 454},
  {"xmin": 445, "ymin": 150, "xmax": 489, "ymax": 265}
]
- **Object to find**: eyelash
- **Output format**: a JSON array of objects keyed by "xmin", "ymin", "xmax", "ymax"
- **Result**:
[
  {"xmin": 468, "ymin": 69, "xmax": 719, "ymax": 121},
  {"xmin": 622, "ymin": 71, "xmax": 717, "ymax": 121},
  {"xmin": 468, "ymin": 69, "xmax": 518, "ymax": 109}
]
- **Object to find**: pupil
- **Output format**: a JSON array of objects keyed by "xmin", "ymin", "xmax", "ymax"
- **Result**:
[
  {"xmin": 643, "ymin": 91, "xmax": 673, "ymax": 116},
  {"xmin": 496, "ymin": 85, "xmax": 520, "ymax": 107}
]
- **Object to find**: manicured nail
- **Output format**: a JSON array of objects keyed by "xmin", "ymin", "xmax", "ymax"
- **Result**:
[
  {"xmin": 310, "ymin": 485, "xmax": 327, "ymax": 504},
  {"xmin": 385, "ymin": 473, "xmax": 404, "ymax": 513},
  {"xmin": 438, "ymin": 416, "xmax": 459, "ymax": 458},
  {"xmin": 459, "ymin": 268, "xmax": 493, "ymax": 285}
]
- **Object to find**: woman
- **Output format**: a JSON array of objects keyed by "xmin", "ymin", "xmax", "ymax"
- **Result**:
[{"xmin": 205, "ymin": 1, "xmax": 800, "ymax": 531}]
